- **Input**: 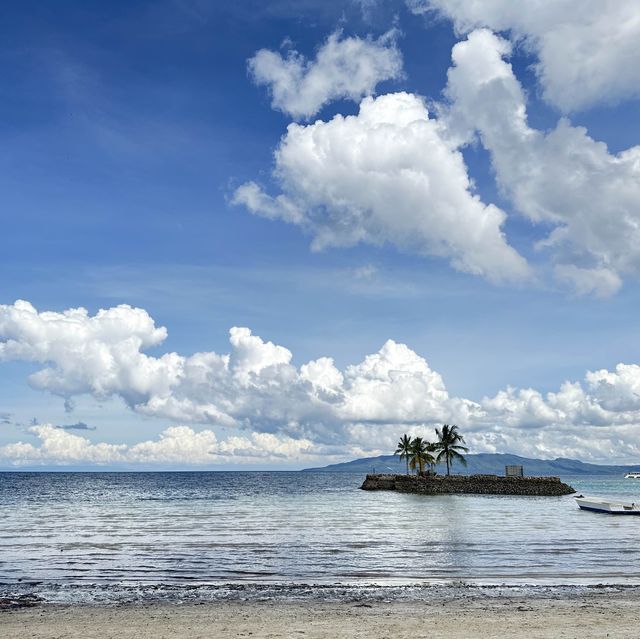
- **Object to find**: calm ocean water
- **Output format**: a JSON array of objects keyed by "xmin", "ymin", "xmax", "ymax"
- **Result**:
[{"xmin": 1, "ymin": 471, "xmax": 639, "ymax": 601}]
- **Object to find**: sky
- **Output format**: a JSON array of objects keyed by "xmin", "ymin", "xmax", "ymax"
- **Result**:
[{"xmin": 2, "ymin": 0, "xmax": 640, "ymax": 469}]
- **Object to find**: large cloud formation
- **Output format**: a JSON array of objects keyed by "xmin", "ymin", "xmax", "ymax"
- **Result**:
[
  {"xmin": 2, "ymin": 300, "xmax": 640, "ymax": 465},
  {"xmin": 233, "ymin": 92, "xmax": 530, "ymax": 284},
  {"xmin": 0, "ymin": 300, "xmax": 463, "ymax": 443},
  {"xmin": 410, "ymin": 0, "xmax": 640, "ymax": 112},
  {"xmin": 444, "ymin": 29, "xmax": 640, "ymax": 297},
  {"xmin": 248, "ymin": 30, "xmax": 403, "ymax": 119},
  {"xmin": 236, "ymin": 22, "xmax": 640, "ymax": 296}
]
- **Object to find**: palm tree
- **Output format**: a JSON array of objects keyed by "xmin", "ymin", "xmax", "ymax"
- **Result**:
[
  {"xmin": 433, "ymin": 424, "xmax": 469, "ymax": 476},
  {"xmin": 409, "ymin": 436, "xmax": 436, "ymax": 475},
  {"xmin": 394, "ymin": 434, "xmax": 413, "ymax": 475}
]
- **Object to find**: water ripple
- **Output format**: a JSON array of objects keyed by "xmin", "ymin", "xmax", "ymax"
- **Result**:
[{"xmin": 1, "ymin": 472, "xmax": 639, "ymax": 587}]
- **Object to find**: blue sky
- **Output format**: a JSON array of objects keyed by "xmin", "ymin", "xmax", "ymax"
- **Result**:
[{"xmin": 2, "ymin": 0, "xmax": 640, "ymax": 468}]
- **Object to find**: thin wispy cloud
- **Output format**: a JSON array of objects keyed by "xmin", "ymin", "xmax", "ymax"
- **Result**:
[{"xmin": 55, "ymin": 421, "xmax": 96, "ymax": 431}]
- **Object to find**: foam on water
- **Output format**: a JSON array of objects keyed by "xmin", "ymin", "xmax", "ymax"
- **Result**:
[{"xmin": 3, "ymin": 581, "xmax": 640, "ymax": 606}]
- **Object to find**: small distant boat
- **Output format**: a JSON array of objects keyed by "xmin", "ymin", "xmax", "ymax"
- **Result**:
[
  {"xmin": 575, "ymin": 496, "xmax": 640, "ymax": 515},
  {"xmin": 625, "ymin": 472, "xmax": 640, "ymax": 479}
]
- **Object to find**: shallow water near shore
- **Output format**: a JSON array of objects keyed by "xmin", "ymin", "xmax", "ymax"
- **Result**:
[{"xmin": 1, "ymin": 471, "xmax": 639, "ymax": 603}]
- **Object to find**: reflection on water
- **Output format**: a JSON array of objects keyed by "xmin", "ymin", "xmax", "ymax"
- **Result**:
[{"xmin": 0, "ymin": 472, "xmax": 639, "ymax": 586}]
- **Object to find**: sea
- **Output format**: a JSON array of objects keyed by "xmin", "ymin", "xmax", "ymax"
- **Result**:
[{"xmin": 1, "ymin": 472, "xmax": 639, "ymax": 604}]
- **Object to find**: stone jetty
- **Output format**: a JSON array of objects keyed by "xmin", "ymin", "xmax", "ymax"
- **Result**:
[{"xmin": 360, "ymin": 473, "xmax": 575, "ymax": 496}]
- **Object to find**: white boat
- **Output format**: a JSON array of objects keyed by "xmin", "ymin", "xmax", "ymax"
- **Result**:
[
  {"xmin": 575, "ymin": 496, "xmax": 640, "ymax": 515},
  {"xmin": 625, "ymin": 472, "xmax": 640, "ymax": 479}
]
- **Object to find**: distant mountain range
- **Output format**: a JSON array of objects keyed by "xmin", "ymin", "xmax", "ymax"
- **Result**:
[{"xmin": 303, "ymin": 453, "xmax": 640, "ymax": 477}]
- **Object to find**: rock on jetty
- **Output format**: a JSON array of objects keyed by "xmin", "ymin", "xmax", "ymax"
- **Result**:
[{"xmin": 360, "ymin": 473, "xmax": 575, "ymax": 496}]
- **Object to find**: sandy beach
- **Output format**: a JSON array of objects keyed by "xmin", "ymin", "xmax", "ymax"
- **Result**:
[{"xmin": 3, "ymin": 590, "xmax": 640, "ymax": 639}]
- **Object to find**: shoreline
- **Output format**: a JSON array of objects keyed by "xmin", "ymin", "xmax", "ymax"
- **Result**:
[
  {"xmin": 3, "ymin": 589, "xmax": 640, "ymax": 638},
  {"xmin": 3, "ymin": 581, "xmax": 640, "ymax": 607}
]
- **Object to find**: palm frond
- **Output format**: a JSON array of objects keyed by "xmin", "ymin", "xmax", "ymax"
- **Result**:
[
  {"xmin": 450, "ymin": 450, "xmax": 468, "ymax": 465},
  {"xmin": 450, "ymin": 443, "xmax": 469, "ymax": 453}
]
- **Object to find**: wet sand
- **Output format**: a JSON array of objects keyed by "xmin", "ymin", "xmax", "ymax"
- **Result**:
[{"xmin": 3, "ymin": 591, "xmax": 640, "ymax": 639}]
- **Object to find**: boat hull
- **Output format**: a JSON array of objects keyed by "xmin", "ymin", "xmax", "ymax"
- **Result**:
[
  {"xmin": 576, "ymin": 496, "xmax": 640, "ymax": 515},
  {"xmin": 578, "ymin": 504, "xmax": 640, "ymax": 515}
]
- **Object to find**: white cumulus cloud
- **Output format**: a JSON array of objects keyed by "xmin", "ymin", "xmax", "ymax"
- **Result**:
[
  {"xmin": 411, "ymin": 0, "xmax": 640, "ymax": 112},
  {"xmin": 233, "ymin": 91, "xmax": 530, "ymax": 284},
  {"xmin": 248, "ymin": 29, "xmax": 403, "ymax": 119},
  {"xmin": 443, "ymin": 29, "xmax": 640, "ymax": 296},
  {"xmin": 0, "ymin": 300, "xmax": 460, "ymax": 443},
  {"xmin": 0, "ymin": 424, "xmax": 319, "ymax": 467},
  {"xmin": 3, "ymin": 300, "xmax": 640, "ymax": 463}
]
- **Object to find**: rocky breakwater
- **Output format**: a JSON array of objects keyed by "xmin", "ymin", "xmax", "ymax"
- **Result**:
[{"xmin": 360, "ymin": 474, "xmax": 576, "ymax": 496}]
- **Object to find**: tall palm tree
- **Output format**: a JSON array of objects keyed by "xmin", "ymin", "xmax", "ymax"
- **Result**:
[
  {"xmin": 433, "ymin": 424, "xmax": 469, "ymax": 476},
  {"xmin": 394, "ymin": 434, "xmax": 413, "ymax": 475},
  {"xmin": 409, "ymin": 436, "xmax": 436, "ymax": 475}
]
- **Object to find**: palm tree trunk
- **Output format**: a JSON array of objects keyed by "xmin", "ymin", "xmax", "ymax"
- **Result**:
[
  {"xmin": 446, "ymin": 456, "xmax": 450, "ymax": 476},
  {"xmin": 406, "ymin": 458, "xmax": 409, "ymax": 475}
]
